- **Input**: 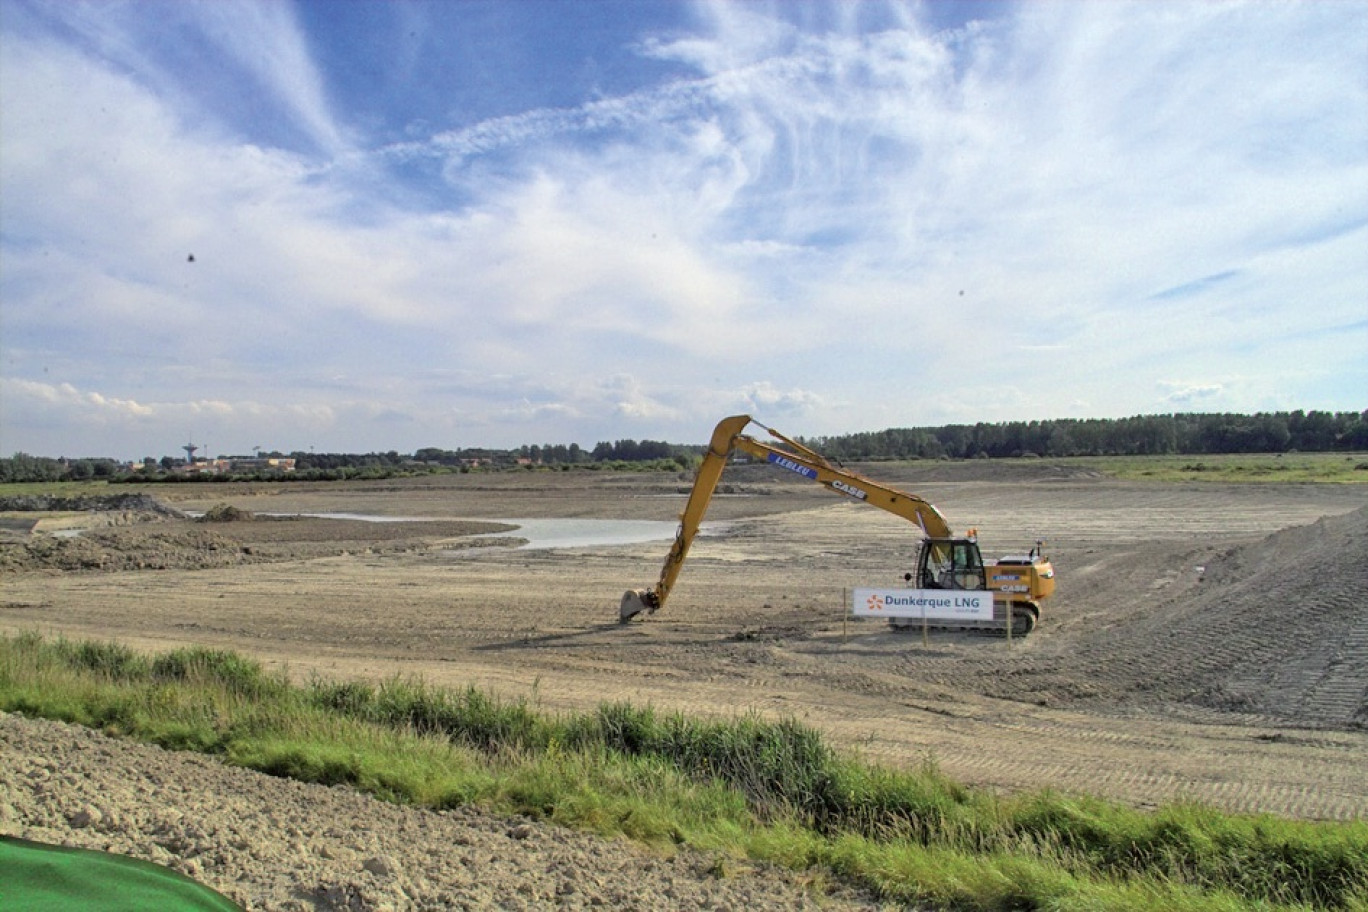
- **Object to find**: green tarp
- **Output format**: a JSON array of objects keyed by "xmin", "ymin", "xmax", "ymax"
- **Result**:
[{"xmin": 0, "ymin": 836, "xmax": 242, "ymax": 911}]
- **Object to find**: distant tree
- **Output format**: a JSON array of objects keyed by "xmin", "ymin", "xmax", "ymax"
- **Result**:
[
  {"xmin": 1344, "ymin": 411, "xmax": 1368, "ymax": 450},
  {"xmin": 413, "ymin": 447, "xmax": 454, "ymax": 464},
  {"xmin": 0, "ymin": 453, "xmax": 65, "ymax": 483}
]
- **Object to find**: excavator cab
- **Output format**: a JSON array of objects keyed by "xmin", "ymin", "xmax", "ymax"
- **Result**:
[
  {"xmin": 905, "ymin": 534, "xmax": 1053, "ymax": 635},
  {"xmin": 910, "ymin": 538, "xmax": 986, "ymax": 591}
]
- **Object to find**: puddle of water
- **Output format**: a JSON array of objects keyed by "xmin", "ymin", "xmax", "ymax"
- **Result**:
[
  {"xmin": 467, "ymin": 518, "xmax": 687, "ymax": 550},
  {"xmin": 194, "ymin": 512, "xmax": 720, "ymax": 552},
  {"xmin": 39, "ymin": 511, "xmax": 722, "ymax": 552},
  {"xmin": 199, "ymin": 511, "xmax": 434, "ymax": 523}
]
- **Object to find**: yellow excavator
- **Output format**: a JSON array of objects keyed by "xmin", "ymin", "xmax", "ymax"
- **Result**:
[{"xmin": 620, "ymin": 415, "xmax": 1056, "ymax": 635}]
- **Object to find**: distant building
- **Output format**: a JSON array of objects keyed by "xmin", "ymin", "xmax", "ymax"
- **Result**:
[
  {"xmin": 180, "ymin": 458, "xmax": 228, "ymax": 475},
  {"xmin": 226, "ymin": 457, "xmax": 296, "ymax": 473},
  {"xmin": 171, "ymin": 456, "xmax": 296, "ymax": 476}
]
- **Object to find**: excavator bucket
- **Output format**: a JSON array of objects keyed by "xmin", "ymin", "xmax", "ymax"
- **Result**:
[{"xmin": 619, "ymin": 589, "xmax": 653, "ymax": 623}]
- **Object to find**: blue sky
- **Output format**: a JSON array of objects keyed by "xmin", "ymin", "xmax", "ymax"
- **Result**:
[{"xmin": 1, "ymin": 0, "xmax": 1364, "ymax": 459}]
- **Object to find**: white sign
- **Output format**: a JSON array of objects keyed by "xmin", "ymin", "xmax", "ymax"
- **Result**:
[{"xmin": 852, "ymin": 588, "xmax": 994, "ymax": 621}]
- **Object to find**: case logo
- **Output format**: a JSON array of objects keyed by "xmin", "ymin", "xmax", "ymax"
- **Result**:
[{"xmin": 831, "ymin": 480, "xmax": 868, "ymax": 500}]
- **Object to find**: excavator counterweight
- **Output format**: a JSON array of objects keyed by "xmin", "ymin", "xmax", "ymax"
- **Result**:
[{"xmin": 619, "ymin": 415, "xmax": 1056, "ymax": 635}]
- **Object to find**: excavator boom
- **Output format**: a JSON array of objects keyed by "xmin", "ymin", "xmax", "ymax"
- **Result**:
[{"xmin": 619, "ymin": 415, "xmax": 751, "ymax": 621}]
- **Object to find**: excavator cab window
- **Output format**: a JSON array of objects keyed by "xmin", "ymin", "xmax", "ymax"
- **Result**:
[
  {"xmin": 916, "ymin": 539, "xmax": 986, "ymax": 590},
  {"xmin": 917, "ymin": 542, "xmax": 949, "ymax": 588},
  {"xmin": 951, "ymin": 540, "xmax": 986, "ymax": 590}
]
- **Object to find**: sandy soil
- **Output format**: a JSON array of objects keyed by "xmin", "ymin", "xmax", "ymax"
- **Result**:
[
  {"xmin": 1, "ymin": 713, "xmax": 879, "ymax": 911},
  {"xmin": 3, "ymin": 465, "xmax": 1367, "ymax": 908}
]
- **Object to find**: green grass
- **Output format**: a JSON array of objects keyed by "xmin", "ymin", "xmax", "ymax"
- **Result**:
[
  {"xmin": 3, "ymin": 632, "xmax": 1365, "ymax": 911},
  {"xmin": 0, "ymin": 479, "xmax": 122, "ymax": 497},
  {"xmin": 1072, "ymin": 452, "xmax": 1368, "ymax": 483}
]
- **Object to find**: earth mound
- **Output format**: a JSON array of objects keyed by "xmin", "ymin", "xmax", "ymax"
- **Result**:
[
  {"xmin": 1071, "ymin": 505, "xmax": 1368, "ymax": 728},
  {"xmin": 198, "ymin": 503, "xmax": 254, "ymax": 522},
  {"xmin": 0, "ymin": 528, "xmax": 254, "ymax": 573},
  {"xmin": 0, "ymin": 493, "xmax": 185, "ymax": 518},
  {"xmin": 0, "ymin": 516, "xmax": 516, "ymax": 573}
]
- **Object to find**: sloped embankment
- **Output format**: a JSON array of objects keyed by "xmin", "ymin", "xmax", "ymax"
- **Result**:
[
  {"xmin": 0, "ymin": 493, "xmax": 186, "ymax": 517},
  {"xmin": 1075, "ymin": 505, "xmax": 1368, "ymax": 728},
  {"xmin": 0, "ymin": 713, "xmax": 876, "ymax": 912}
]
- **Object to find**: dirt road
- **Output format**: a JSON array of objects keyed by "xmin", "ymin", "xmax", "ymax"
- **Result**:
[{"xmin": 3, "ymin": 466, "xmax": 1367, "ymax": 822}]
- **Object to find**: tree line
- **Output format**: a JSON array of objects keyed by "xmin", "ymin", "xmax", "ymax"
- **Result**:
[
  {"xmin": 2, "ymin": 410, "xmax": 1364, "ymax": 484},
  {"xmin": 799, "ymin": 410, "xmax": 1368, "ymax": 461},
  {"xmin": 0, "ymin": 453, "xmax": 124, "ymax": 483}
]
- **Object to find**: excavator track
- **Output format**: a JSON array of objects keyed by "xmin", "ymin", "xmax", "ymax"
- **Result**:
[
  {"xmin": 889, "ymin": 601, "xmax": 1038, "ymax": 637},
  {"xmin": 1007, "ymin": 603, "xmax": 1039, "ymax": 636}
]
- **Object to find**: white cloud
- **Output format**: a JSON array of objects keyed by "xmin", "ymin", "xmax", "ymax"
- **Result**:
[
  {"xmin": 1, "ymin": 379, "xmax": 150, "ymax": 420},
  {"xmin": 740, "ymin": 382, "xmax": 823, "ymax": 416},
  {"xmin": 1159, "ymin": 383, "xmax": 1224, "ymax": 405}
]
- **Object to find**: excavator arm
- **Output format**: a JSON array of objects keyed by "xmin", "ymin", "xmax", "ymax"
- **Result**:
[{"xmin": 620, "ymin": 414, "xmax": 955, "ymax": 621}]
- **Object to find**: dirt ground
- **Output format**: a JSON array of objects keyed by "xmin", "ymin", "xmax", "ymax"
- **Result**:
[
  {"xmin": 2, "ymin": 713, "xmax": 881, "ymax": 911},
  {"xmin": 2, "ymin": 465, "xmax": 1367, "ymax": 907}
]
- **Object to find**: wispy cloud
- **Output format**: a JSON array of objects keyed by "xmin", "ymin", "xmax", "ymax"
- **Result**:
[
  {"xmin": 8, "ymin": 0, "xmax": 346, "ymax": 154},
  {"xmin": 1158, "ymin": 382, "xmax": 1224, "ymax": 406},
  {"xmin": 1149, "ymin": 271, "xmax": 1242, "ymax": 302},
  {"xmin": 192, "ymin": 0, "xmax": 349, "ymax": 153}
]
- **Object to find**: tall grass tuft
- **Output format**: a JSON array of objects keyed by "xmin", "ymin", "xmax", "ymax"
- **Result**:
[
  {"xmin": 54, "ymin": 637, "xmax": 150, "ymax": 681},
  {"xmin": 581, "ymin": 703, "xmax": 839, "ymax": 817},
  {"xmin": 1002, "ymin": 792, "xmax": 1368, "ymax": 909},
  {"xmin": 307, "ymin": 675, "xmax": 550, "ymax": 751},
  {"xmin": 151, "ymin": 646, "xmax": 286, "ymax": 699}
]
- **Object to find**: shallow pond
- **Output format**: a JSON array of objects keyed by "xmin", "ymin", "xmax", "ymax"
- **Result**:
[{"xmin": 251, "ymin": 513, "xmax": 719, "ymax": 551}]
